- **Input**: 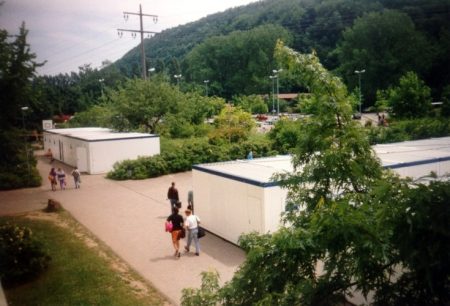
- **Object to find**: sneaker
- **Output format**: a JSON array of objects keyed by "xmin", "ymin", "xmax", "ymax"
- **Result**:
[
  {"xmin": 184, "ymin": 246, "xmax": 189, "ymax": 252},
  {"xmin": 177, "ymin": 252, "xmax": 181, "ymax": 258},
  {"xmin": 195, "ymin": 252, "xmax": 199, "ymax": 256}
]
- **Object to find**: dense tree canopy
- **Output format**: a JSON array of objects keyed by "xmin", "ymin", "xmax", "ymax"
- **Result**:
[
  {"xmin": 184, "ymin": 24, "xmax": 292, "ymax": 98},
  {"xmin": 336, "ymin": 10, "xmax": 431, "ymax": 105}
]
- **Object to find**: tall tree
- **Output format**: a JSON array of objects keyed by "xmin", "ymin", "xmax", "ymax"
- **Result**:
[
  {"xmin": 0, "ymin": 22, "xmax": 44, "ymax": 129},
  {"xmin": 108, "ymin": 78, "xmax": 181, "ymax": 133},
  {"xmin": 336, "ymin": 10, "xmax": 431, "ymax": 105},
  {"xmin": 184, "ymin": 24, "xmax": 292, "ymax": 98},
  {"xmin": 385, "ymin": 71, "xmax": 432, "ymax": 118}
]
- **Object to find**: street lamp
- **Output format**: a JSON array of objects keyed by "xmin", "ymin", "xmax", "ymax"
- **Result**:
[
  {"xmin": 354, "ymin": 69, "xmax": 366, "ymax": 115},
  {"xmin": 269, "ymin": 75, "xmax": 276, "ymax": 114},
  {"xmin": 148, "ymin": 67, "xmax": 155, "ymax": 79},
  {"xmin": 174, "ymin": 74, "xmax": 182, "ymax": 87},
  {"xmin": 204, "ymin": 80, "xmax": 209, "ymax": 96},
  {"xmin": 99, "ymin": 78, "xmax": 104, "ymax": 96},
  {"xmin": 273, "ymin": 68, "xmax": 283, "ymax": 115},
  {"xmin": 21, "ymin": 106, "xmax": 31, "ymax": 183}
]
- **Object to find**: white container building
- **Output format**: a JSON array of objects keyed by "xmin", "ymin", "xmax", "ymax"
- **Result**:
[
  {"xmin": 193, "ymin": 137, "xmax": 450, "ymax": 244},
  {"xmin": 43, "ymin": 127, "xmax": 160, "ymax": 174}
]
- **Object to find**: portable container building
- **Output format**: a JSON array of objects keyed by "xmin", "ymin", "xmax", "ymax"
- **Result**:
[
  {"xmin": 193, "ymin": 137, "xmax": 450, "ymax": 244},
  {"xmin": 43, "ymin": 128, "xmax": 160, "ymax": 174}
]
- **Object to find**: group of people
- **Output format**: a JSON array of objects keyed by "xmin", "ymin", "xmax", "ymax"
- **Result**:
[
  {"xmin": 166, "ymin": 182, "xmax": 200, "ymax": 258},
  {"xmin": 48, "ymin": 167, "xmax": 81, "ymax": 191}
]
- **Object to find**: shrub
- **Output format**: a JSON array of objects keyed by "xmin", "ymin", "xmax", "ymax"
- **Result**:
[
  {"xmin": 0, "ymin": 223, "xmax": 51, "ymax": 287},
  {"xmin": 107, "ymin": 136, "xmax": 277, "ymax": 180},
  {"xmin": 268, "ymin": 119, "xmax": 302, "ymax": 154},
  {"xmin": 367, "ymin": 117, "xmax": 450, "ymax": 144}
]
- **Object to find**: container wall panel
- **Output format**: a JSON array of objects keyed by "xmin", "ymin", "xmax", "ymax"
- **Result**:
[
  {"xmin": 263, "ymin": 186, "xmax": 287, "ymax": 233},
  {"xmin": 88, "ymin": 137, "xmax": 160, "ymax": 174},
  {"xmin": 193, "ymin": 170, "xmax": 265, "ymax": 244}
]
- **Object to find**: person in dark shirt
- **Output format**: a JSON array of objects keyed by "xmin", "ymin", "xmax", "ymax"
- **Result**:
[
  {"xmin": 167, "ymin": 182, "xmax": 179, "ymax": 213},
  {"xmin": 166, "ymin": 208, "xmax": 184, "ymax": 257}
]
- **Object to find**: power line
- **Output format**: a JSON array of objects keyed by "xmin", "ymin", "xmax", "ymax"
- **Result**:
[
  {"xmin": 117, "ymin": 4, "xmax": 159, "ymax": 79},
  {"xmin": 39, "ymin": 38, "xmax": 124, "ymax": 75}
]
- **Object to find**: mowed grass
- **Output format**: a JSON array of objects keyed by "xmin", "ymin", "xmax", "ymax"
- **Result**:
[{"xmin": 1, "ymin": 213, "xmax": 167, "ymax": 306}]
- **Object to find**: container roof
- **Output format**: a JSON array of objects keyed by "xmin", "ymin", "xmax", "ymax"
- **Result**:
[
  {"xmin": 193, "ymin": 156, "xmax": 293, "ymax": 187},
  {"xmin": 193, "ymin": 137, "xmax": 450, "ymax": 187},
  {"xmin": 44, "ymin": 127, "xmax": 158, "ymax": 142},
  {"xmin": 372, "ymin": 137, "xmax": 450, "ymax": 168}
]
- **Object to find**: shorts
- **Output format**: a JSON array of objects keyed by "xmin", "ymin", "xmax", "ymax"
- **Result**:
[{"xmin": 171, "ymin": 230, "xmax": 181, "ymax": 243}]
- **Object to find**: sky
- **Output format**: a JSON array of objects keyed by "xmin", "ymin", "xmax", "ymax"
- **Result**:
[{"xmin": 1, "ymin": 0, "xmax": 258, "ymax": 76}]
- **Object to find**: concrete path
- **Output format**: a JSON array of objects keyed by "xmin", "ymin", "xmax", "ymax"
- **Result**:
[{"xmin": 0, "ymin": 156, "xmax": 245, "ymax": 305}]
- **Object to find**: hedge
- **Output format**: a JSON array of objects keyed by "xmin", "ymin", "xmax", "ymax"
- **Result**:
[{"xmin": 107, "ymin": 137, "xmax": 277, "ymax": 180}]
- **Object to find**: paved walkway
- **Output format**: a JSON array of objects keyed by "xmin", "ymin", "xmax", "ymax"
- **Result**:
[{"xmin": 0, "ymin": 156, "xmax": 245, "ymax": 305}]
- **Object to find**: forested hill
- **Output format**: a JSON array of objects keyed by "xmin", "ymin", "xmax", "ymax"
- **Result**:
[{"xmin": 114, "ymin": 0, "xmax": 450, "ymax": 102}]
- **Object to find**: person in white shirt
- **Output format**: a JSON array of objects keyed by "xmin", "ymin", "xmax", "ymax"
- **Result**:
[{"xmin": 184, "ymin": 209, "xmax": 200, "ymax": 256}]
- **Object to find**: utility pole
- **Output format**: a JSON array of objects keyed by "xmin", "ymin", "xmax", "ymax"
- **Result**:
[{"xmin": 118, "ymin": 4, "xmax": 158, "ymax": 80}]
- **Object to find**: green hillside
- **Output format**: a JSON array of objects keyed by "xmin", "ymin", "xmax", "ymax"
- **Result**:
[{"xmin": 115, "ymin": 0, "xmax": 450, "ymax": 102}]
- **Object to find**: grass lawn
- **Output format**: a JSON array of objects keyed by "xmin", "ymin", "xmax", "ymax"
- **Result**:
[{"xmin": 1, "ymin": 211, "xmax": 167, "ymax": 306}]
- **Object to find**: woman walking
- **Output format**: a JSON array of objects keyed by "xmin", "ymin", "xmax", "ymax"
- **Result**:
[
  {"xmin": 166, "ymin": 208, "xmax": 184, "ymax": 258},
  {"xmin": 48, "ymin": 168, "xmax": 57, "ymax": 191},
  {"xmin": 56, "ymin": 167, "xmax": 66, "ymax": 190}
]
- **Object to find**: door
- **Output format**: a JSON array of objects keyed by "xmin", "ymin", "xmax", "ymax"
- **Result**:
[
  {"xmin": 246, "ymin": 196, "xmax": 262, "ymax": 233},
  {"xmin": 76, "ymin": 147, "xmax": 88, "ymax": 172},
  {"xmin": 58, "ymin": 140, "xmax": 64, "ymax": 162}
]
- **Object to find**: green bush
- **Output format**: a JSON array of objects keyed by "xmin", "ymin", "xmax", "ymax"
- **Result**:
[
  {"xmin": 0, "ymin": 223, "xmax": 51, "ymax": 287},
  {"xmin": 367, "ymin": 117, "xmax": 450, "ymax": 144},
  {"xmin": 268, "ymin": 119, "xmax": 302, "ymax": 154},
  {"xmin": 107, "ymin": 136, "xmax": 276, "ymax": 180}
]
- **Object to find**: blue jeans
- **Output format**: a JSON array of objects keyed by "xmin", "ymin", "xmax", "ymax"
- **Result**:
[
  {"xmin": 170, "ymin": 199, "xmax": 177, "ymax": 210},
  {"xmin": 187, "ymin": 227, "xmax": 200, "ymax": 253}
]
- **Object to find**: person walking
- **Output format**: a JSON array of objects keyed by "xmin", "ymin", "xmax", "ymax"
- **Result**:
[
  {"xmin": 56, "ymin": 167, "xmax": 66, "ymax": 190},
  {"xmin": 184, "ymin": 209, "xmax": 201, "ymax": 256},
  {"xmin": 167, "ymin": 182, "xmax": 179, "ymax": 212},
  {"xmin": 71, "ymin": 167, "xmax": 81, "ymax": 189},
  {"xmin": 48, "ymin": 168, "xmax": 57, "ymax": 191},
  {"xmin": 187, "ymin": 190, "xmax": 194, "ymax": 213},
  {"xmin": 166, "ymin": 208, "xmax": 184, "ymax": 258}
]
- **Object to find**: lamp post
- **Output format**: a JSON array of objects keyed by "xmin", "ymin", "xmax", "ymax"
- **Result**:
[
  {"xmin": 273, "ymin": 69, "xmax": 283, "ymax": 115},
  {"xmin": 21, "ymin": 106, "xmax": 31, "ymax": 183},
  {"xmin": 354, "ymin": 69, "xmax": 365, "ymax": 115},
  {"xmin": 174, "ymin": 74, "xmax": 182, "ymax": 87},
  {"xmin": 148, "ymin": 67, "xmax": 155, "ymax": 79},
  {"xmin": 204, "ymin": 80, "xmax": 209, "ymax": 96},
  {"xmin": 99, "ymin": 78, "xmax": 104, "ymax": 96},
  {"xmin": 269, "ymin": 75, "xmax": 276, "ymax": 114}
]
